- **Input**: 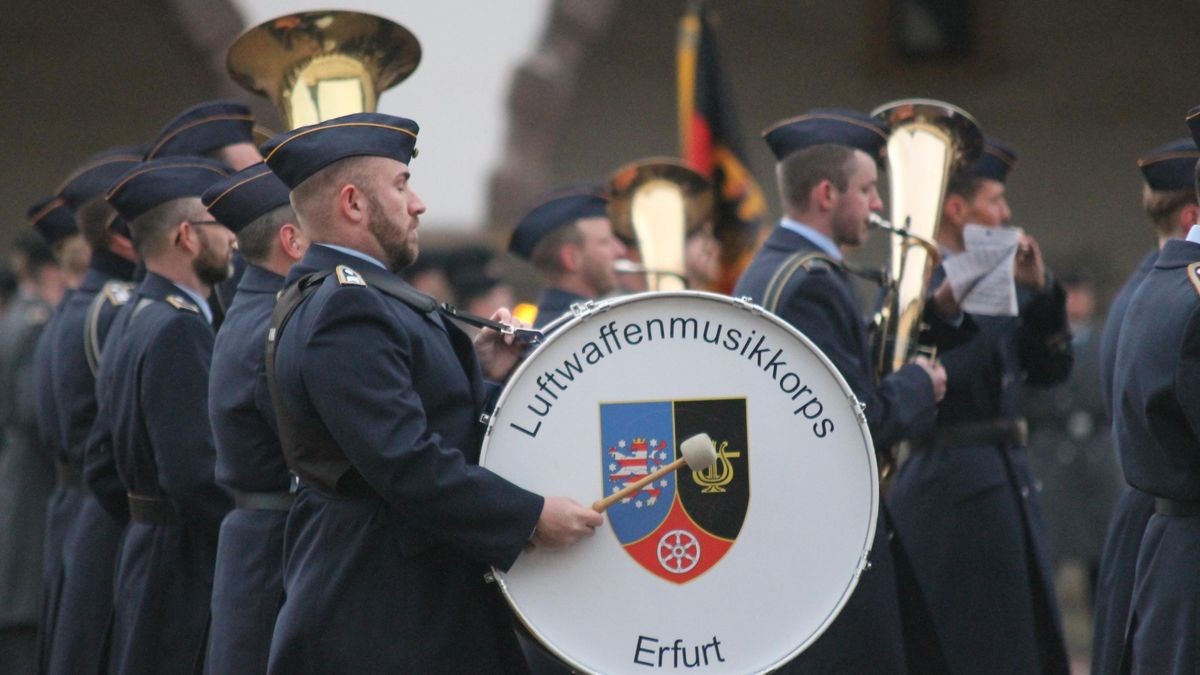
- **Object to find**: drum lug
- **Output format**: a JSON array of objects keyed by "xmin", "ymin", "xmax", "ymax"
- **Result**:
[
  {"xmin": 568, "ymin": 300, "xmax": 596, "ymax": 318},
  {"xmin": 483, "ymin": 570, "xmax": 497, "ymax": 584},
  {"xmin": 479, "ymin": 412, "xmax": 492, "ymax": 427},
  {"xmin": 733, "ymin": 296, "xmax": 762, "ymax": 315},
  {"xmin": 851, "ymin": 397, "xmax": 867, "ymax": 425},
  {"xmin": 861, "ymin": 550, "xmax": 873, "ymax": 572}
]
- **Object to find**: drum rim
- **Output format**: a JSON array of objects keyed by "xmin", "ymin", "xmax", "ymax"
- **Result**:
[{"xmin": 482, "ymin": 290, "xmax": 879, "ymax": 674}]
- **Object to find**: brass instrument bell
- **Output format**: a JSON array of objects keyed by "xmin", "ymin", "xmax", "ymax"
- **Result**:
[
  {"xmin": 607, "ymin": 158, "xmax": 713, "ymax": 291},
  {"xmin": 870, "ymin": 99, "xmax": 982, "ymax": 375},
  {"xmin": 227, "ymin": 11, "xmax": 421, "ymax": 130}
]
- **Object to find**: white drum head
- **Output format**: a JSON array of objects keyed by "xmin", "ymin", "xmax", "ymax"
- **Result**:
[{"xmin": 481, "ymin": 292, "xmax": 877, "ymax": 674}]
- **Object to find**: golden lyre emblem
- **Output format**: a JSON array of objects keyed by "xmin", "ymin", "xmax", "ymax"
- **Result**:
[{"xmin": 692, "ymin": 439, "xmax": 740, "ymax": 493}]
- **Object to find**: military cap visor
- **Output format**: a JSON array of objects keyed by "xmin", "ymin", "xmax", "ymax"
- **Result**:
[
  {"xmin": 27, "ymin": 196, "xmax": 77, "ymax": 245},
  {"xmin": 963, "ymin": 139, "xmax": 1017, "ymax": 183},
  {"xmin": 58, "ymin": 146, "xmax": 144, "ymax": 207},
  {"xmin": 762, "ymin": 109, "xmax": 889, "ymax": 161},
  {"xmin": 508, "ymin": 187, "xmax": 609, "ymax": 260},
  {"xmin": 261, "ymin": 113, "xmax": 419, "ymax": 189},
  {"xmin": 1137, "ymin": 138, "xmax": 1200, "ymax": 192},
  {"xmin": 106, "ymin": 158, "xmax": 230, "ymax": 223},
  {"xmin": 145, "ymin": 101, "xmax": 256, "ymax": 160},
  {"xmin": 201, "ymin": 163, "xmax": 292, "ymax": 233}
]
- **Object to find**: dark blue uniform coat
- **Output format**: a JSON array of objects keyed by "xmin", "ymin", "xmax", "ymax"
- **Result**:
[
  {"xmin": 888, "ymin": 265, "xmax": 1073, "ymax": 675},
  {"xmin": 1091, "ymin": 247, "xmax": 1157, "ymax": 675},
  {"xmin": 205, "ymin": 264, "xmax": 287, "ymax": 675},
  {"xmin": 534, "ymin": 287, "xmax": 588, "ymax": 329},
  {"xmin": 101, "ymin": 272, "xmax": 231, "ymax": 675},
  {"xmin": 1112, "ymin": 239, "xmax": 1200, "ymax": 675},
  {"xmin": 45, "ymin": 251, "xmax": 135, "ymax": 675},
  {"xmin": 267, "ymin": 245, "xmax": 544, "ymax": 673},
  {"xmin": 31, "ymin": 290, "xmax": 71, "ymax": 672},
  {"xmin": 0, "ymin": 293, "xmax": 55, "ymax": 637},
  {"xmin": 734, "ymin": 226, "xmax": 939, "ymax": 674}
]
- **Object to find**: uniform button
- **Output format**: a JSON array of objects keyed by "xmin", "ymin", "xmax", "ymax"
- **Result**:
[{"xmin": 1020, "ymin": 486, "xmax": 1030, "ymax": 499}]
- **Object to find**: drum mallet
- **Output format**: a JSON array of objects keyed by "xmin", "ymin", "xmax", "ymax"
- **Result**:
[{"xmin": 592, "ymin": 433, "xmax": 717, "ymax": 512}]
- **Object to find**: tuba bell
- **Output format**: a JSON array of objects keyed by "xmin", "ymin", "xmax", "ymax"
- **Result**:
[
  {"xmin": 606, "ymin": 158, "xmax": 714, "ymax": 291},
  {"xmin": 227, "ymin": 10, "xmax": 421, "ymax": 130},
  {"xmin": 869, "ymin": 99, "xmax": 983, "ymax": 376}
]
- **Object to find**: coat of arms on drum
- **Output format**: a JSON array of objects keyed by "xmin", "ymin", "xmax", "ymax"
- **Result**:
[{"xmin": 600, "ymin": 398, "xmax": 749, "ymax": 584}]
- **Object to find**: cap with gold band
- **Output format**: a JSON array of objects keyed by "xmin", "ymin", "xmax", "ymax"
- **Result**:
[
  {"xmin": 1187, "ymin": 105, "xmax": 1200, "ymax": 150},
  {"xmin": 763, "ymin": 109, "xmax": 889, "ymax": 162},
  {"xmin": 27, "ymin": 196, "xmax": 77, "ymax": 245},
  {"xmin": 962, "ymin": 138, "xmax": 1017, "ymax": 184},
  {"xmin": 106, "ymin": 157, "xmax": 230, "ymax": 223},
  {"xmin": 1137, "ymin": 138, "xmax": 1199, "ymax": 192},
  {"xmin": 509, "ymin": 184, "xmax": 608, "ymax": 260},
  {"xmin": 201, "ymin": 162, "xmax": 291, "ymax": 233},
  {"xmin": 261, "ymin": 112, "xmax": 419, "ymax": 189},
  {"xmin": 145, "ymin": 101, "xmax": 256, "ymax": 160}
]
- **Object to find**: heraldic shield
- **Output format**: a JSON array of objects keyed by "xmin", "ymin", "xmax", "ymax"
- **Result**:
[{"xmin": 600, "ymin": 398, "xmax": 749, "ymax": 584}]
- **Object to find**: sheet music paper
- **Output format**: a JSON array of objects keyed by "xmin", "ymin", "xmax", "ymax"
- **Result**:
[{"xmin": 943, "ymin": 224, "xmax": 1019, "ymax": 317}]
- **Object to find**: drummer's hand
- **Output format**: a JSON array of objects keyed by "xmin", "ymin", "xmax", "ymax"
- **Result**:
[
  {"xmin": 533, "ymin": 496, "xmax": 603, "ymax": 549},
  {"xmin": 474, "ymin": 307, "xmax": 526, "ymax": 381},
  {"xmin": 911, "ymin": 356, "xmax": 947, "ymax": 403}
]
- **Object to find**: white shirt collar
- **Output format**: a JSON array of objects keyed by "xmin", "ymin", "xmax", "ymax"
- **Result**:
[
  {"xmin": 1187, "ymin": 224, "xmax": 1200, "ymax": 245},
  {"xmin": 778, "ymin": 218, "xmax": 843, "ymax": 261},
  {"xmin": 316, "ymin": 243, "xmax": 387, "ymax": 270}
]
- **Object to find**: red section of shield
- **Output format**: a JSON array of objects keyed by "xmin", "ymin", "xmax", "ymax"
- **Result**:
[{"xmin": 624, "ymin": 493, "xmax": 732, "ymax": 585}]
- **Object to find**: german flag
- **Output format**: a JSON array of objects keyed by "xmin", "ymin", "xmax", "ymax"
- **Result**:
[{"xmin": 678, "ymin": 0, "xmax": 767, "ymax": 293}]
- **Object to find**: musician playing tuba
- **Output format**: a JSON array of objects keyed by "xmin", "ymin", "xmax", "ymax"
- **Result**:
[
  {"xmin": 733, "ymin": 108, "xmax": 960, "ymax": 675},
  {"xmin": 885, "ymin": 137, "xmax": 1075, "ymax": 675}
]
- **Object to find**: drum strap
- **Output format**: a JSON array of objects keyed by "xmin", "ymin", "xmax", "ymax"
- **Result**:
[
  {"xmin": 762, "ymin": 251, "xmax": 840, "ymax": 314},
  {"xmin": 266, "ymin": 267, "xmax": 501, "ymax": 481}
]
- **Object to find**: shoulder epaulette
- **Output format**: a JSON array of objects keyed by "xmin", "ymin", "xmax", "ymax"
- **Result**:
[
  {"xmin": 102, "ymin": 281, "xmax": 135, "ymax": 307},
  {"xmin": 165, "ymin": 294, "xmax": 200, "ymax": 313},
  {"xmin": 1189, "ymin": 261, "xmax": 1200, "ymax": 297},
  {"xmin": 335, "ymin": 265, "xmax": 367, "ymax": 287}
]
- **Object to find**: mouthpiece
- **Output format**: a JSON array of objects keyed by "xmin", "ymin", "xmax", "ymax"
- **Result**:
[
  {"xmin": 868, "ymin": 213, "xmax": 893, "ymax": 231},
  {"xmin": 613, "ymin": 259, "xmax": 648, "ymax": 274}
]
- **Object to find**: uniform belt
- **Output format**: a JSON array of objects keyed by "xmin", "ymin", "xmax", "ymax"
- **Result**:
[
  {"xmin": 233, "ymin": 490, "xmax": 294, "ymax": 511},
  {"xmin": 55, "ymin": 459, "xmax": 82, "ymax": 488},
  {"xmin": 932, "ymin": 417, "xmax": 1028, "ymax": 449},
  {"xmin": 1154, "ymin": 497, "xmax": 1200, "ymax": 517},
  {"xmin": 127, "ymin": 493, "xmax": 183, "ymax": 526}
]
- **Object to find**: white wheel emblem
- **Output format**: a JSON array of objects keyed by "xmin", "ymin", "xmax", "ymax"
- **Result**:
[{"xmin": 657, "ymin": 529, "xmax": 700, "ymax": 574}]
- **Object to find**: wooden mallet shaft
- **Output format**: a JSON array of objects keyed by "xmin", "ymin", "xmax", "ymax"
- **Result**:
[
  {"xmin": 592, "ymin": 432, "xmax": 717, "ymax": 513},
  {"xmin": 593, "ymin": 457, "xmax": 686, "ymax": 513}
]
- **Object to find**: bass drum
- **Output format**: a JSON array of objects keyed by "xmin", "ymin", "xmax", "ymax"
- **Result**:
[{"xmin": 480, "ymin": 291, "xmax": 877, "ymax": 674}]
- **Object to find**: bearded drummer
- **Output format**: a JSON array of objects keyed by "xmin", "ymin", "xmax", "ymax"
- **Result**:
[
  {"xmin": 734, "ymin": 110, "xmax": 961, "ymax": 674},
  {"xmin": 260, "ymin": 113, "xmax": 601, "ymax": 673}
]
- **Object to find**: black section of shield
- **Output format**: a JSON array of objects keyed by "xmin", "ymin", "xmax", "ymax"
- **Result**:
[{"xmin": 673, "ymin": 398, "xmax": 748, "ymax": 540}]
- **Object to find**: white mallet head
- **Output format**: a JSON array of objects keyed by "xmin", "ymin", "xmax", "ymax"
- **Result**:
[{"xmin": 679, "ymin": 433, "xmax": 718, "ymax": 471}]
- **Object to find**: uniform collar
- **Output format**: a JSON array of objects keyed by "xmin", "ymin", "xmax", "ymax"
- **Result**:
[
  {"xmin": 314, "ymin": 243, "xmax": 387, "ymax": 270},
  {"xmin": 172, "ymin": 282, "xmax": 213, "ymax": 324},
  {"xmin": 778, "ymin": 218, "xmax": 843, "ymax": 261},
  {"xmin": 1155, "ymin": 237, "xmax": 1200, "ymax": 269},
  {"xmin": 237, "ymin": 263, "xmax": 285, "ymax": 295},
  {"xmin": 87, "ymin": 249, "xmax": 136, "ymax": 284}
]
